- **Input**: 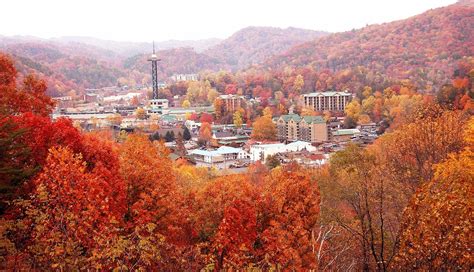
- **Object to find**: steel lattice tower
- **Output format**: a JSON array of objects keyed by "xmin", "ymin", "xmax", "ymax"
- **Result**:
[{"xmin": 148, "ymin": 41, "xmax": 161, "ymax": 99}]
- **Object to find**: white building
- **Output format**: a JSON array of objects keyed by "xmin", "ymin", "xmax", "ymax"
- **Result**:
[
  {"xmin": 103, "ymin": 92, "xmax": 141, "ymax": 103},
  {"xmin": 171, "ymin": 74, "xmax": 198, "ymax": 82},
  {"xmin": 148, "ymin": 99, "xmax": 169, "ymax": 114},
  {"xmin": 189, "ymin": 146, "xmax": 248, "ymax": 169},
  {"xmin": 185, "ymin": 120, "xmax": 201, "ymax": 131},
  {"xmin": 250, "ymin": 143, "xmax": 285, "ymax": 162},
  {"xmin": 249, "ymin": 141, "xmax": 316, "ymax": 162},
  {"xmin": 286, "ymin": 141, "xmax": 317, "ymax": 152}
]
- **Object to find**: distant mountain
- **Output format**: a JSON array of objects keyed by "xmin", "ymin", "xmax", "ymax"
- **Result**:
[
  {"xmin": 122, "ymin": 26, "xmax": 328, "ymax": 74},
  {"xmin": 0, "ymin": 40, "xmax": 126, "ymax": 96},
  {"xmin": 123, "ymin": 47, "xmax": 223, "ymax": 78},
  {"xmin": 205, "ymin": 27, "xmax": 329, "ymax": 70},
  {"xmin": 456, "ymin": 0, "xmax": 474, "ymax": 7},
  {"xmin": 52, "ymin": 36, "xmax": 223, "ymax": 56},
  {"xmin": 0, "ymin": 36, "xmax": 223, "ymax": 95},
  {"xmin": 6, "ymin": 1, "xmax": 472, "ymax": 98},
  {"xmin": 264, "ymin": 2, "xmax": 474, "ymax": 91}
]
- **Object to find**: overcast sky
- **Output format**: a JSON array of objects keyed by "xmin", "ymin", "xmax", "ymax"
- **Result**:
[{"xmin": 1, "ymin": 0, "xmax": 456, "ymax": 42}]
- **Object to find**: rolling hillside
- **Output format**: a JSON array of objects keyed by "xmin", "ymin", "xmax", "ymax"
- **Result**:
[
  {"xmin": 0, "ymin": 26, "xmax": 325, "ymax": 95},
  {"xmin": 3, "ymin": 1, "xmax": 472, "ymax": 97},
  {"xmin": 0, "ymin": 41, "xmax": 125, "ymax": 96},
  {"xmin": 206, "ymin": 26, "xmax": 328, "ymax": 70},
  {"xmin": 264, "ymin": 2, "xmax": 474, "ymax": 91}
]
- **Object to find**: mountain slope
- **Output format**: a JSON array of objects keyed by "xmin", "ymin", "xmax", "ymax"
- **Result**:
[
  {"xmin": 0, "ymin": 26, "xmax": 326, "ymax": 96},
  {"xmin": 205, "ymin": 27, "xmax": 328, "ymax": 70},
  {"xmin": 0, "ymin": 41, "xmax": 125, "ymax": 96},
  {"xmin": 264, "ymin": 2, "xmax": 474, "ymax": 91},
  {"xmin": 53, "ymin": 36, "xmax": 223, "ymax": 56},
  {"xmin": 123, "ymin": 47, "xmax": 223, "ymax": 78}
]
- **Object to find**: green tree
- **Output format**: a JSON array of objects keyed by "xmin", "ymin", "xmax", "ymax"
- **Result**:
[
  {"xmin": 0, "ymin": 118, "xmax": 32, "ymax": 213},
  {"xmin": 175, "ymin": 133, "xmax": 186, "ymax": 157},
  {"xmin": 149, "ymin": 132, "xmax": 161, "ymax": 141},
  {"xmin": 343, "ymin": 116, "xmax": 357, "ymax": 128}
]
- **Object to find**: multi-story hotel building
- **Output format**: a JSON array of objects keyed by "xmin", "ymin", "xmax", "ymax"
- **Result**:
[
  {"xmin": 303, "ymin": 91, "xmax": 352, "ymax": 112},
  {"xmin": 274, "ymin": 114, "xmax": 328, "ymax": 143},
  {"xmin": 217, "ymin": 94, "xmax": 245, "ymax": 112}
]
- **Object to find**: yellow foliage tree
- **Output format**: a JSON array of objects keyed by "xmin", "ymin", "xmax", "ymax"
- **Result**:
[
  {"xmin": 301, "ymin": 106, "xmax": 317, "ymax": 116},
  {"xmin": 135, "ymin": 108, "xmax": 146, "ymax": 120},
  {"xmin": 233, "ymin": 111, "xmax": 243, "ymax": 128},
  {"xmin": 393, "ymin": 146, "xmax": 473, "ymax": 270},
  {"xmin": 251, "ymin": 115, "xmax": 276, "ymax": 141},
  {"xmin": 182, "ymin": 100, "xmax": 191, "ymax": 108},
  {"xmin": 344, "ymin": 100, "xmax": 361, "ymax": 121},
  {"xmin": 262, "ymin": 107, "xmax": 273, "ymax": 119}
]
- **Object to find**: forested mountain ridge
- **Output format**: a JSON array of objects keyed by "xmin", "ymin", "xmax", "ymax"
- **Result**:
[
  {"xmin": 123, "ymin": 47, "xmax": 223, "ymax": 79},
  {"xmin": 1, "ymin": 2, "xmax": 473, "ymax": 96},
  {"xmin": 0, "ymin": 26, "xmax": 326, "ymax": 95},
  {"xmin": 52, "ymin": 36, "xmax": 223, "ymax": 55},
  {"xmin": 0, "ymin": 41, "xmax": 125, "ymax": 96},
  {"xmin": 263, "ymin": 2, "xmax": 474, "ymax": 92},
  {"xmin": 205, "ymin": 26, "xmax": 328, "ymax": 70}
]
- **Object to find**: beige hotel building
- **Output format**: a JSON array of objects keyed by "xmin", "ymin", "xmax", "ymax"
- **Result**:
[{"xmin": 303, "ymin": 91, "xmax": 352, "ymax": 112}]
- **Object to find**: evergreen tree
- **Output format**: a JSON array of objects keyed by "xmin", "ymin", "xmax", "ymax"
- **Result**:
[
  {"xmin": 149, "ymin": 132, "xmax": 161, "ymax": 141},
  {"xmin": 175, "ymin": 133, "xmax": 186, "ymax": 157},
  {"xmin": 182, "ymin": 126, "xmax": 192, "ymax": 141},
  {"xmin": 165, "ymin": 131, "xmax": 175, "ymax": 142}
]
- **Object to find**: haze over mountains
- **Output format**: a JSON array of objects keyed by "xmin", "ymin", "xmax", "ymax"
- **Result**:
[
  {"xmin": 0, "ymin": 0, "xmax": 472, "ymax": 96},
  {"xmin": 52, "ymin": 36, "xmax": 223, "ymax": 55}
]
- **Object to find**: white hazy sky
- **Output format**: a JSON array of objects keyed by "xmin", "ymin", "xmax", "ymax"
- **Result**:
[{"xmin": 1, "ymin": 0, "xmax": 457, "ymax": 42}]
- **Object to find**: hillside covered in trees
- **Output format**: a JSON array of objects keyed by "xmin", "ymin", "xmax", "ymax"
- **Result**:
[
  {"xmin": 0, "ymin": 26, "xmax": 327, "ymax": 96},
  {"xmin": 0, "ymin": 2, "xmax": 473, "ymax": 269},
  {"xmin": 2, "ymin": 1, "xmax": 473, "ymax": 98},
  {"xmin": 263, "ymin": 1, "xmax": 474, "ymax": 92},
  {"xmin": 0, "ymin": 40, "xmax": 126, "ymax": 96},
  {"xmin": 0, "ymin": 52, "xmax": 473, "ymax": 270},
  {"xmin": 204, "ymin": 26, "xmax": 328, "ymax": 70}
]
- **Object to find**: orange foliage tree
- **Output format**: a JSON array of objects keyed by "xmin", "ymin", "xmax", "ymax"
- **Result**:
[
  {"xmin": 0, "ymin": 53, "xmax": 54, "ymax": 117},
  {"xmin": 375, "ymin": 105, "xmax": 469, "ymax": 191},
  {"xmin": 6, "ymin": 147, "xmax": 123, "ymax": 270},
  {"xmin": 109, "ymin": 134, "xmax": 192, "ymax": 270},
  {"xmin": 393, "ymin": 143, "xmax": 473, "ymax": 270},
  {"xmin": 260, "ymin": 164, "xmax": 320, "ymax": 270},
  {"xmin": 199, "ymin": 122, "xmax": 212, "ymax": 144}
]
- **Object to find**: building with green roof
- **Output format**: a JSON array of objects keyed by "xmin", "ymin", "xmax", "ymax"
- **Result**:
[{"xmin": 275, "ymin": 114, "xmax": 328, "ymax": 143}]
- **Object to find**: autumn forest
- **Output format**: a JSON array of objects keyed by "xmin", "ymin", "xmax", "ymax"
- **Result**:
[{"xmin": 1, "ymin": 0, "xmax": 474, "ymax": 271}]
